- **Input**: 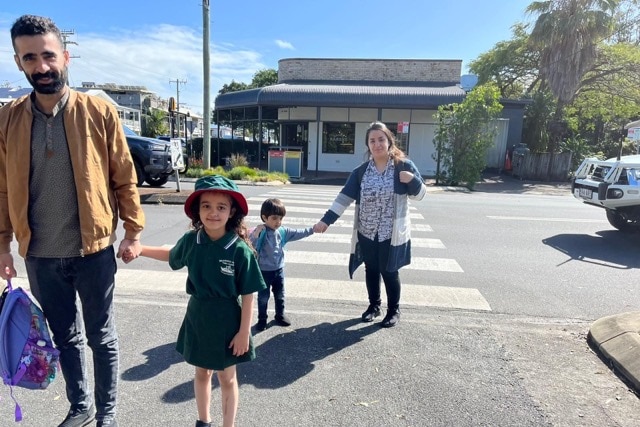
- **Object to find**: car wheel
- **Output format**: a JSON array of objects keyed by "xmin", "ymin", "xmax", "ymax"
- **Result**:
[
  {"xmin": 134, "ymin": 161, "xmax": 145, "ymax": 187},
  {"xmin": 606, "ymin": 209, "xmax": 634, "ymax": 232},
  {"xmin": 145, "ymin": 174, "xmax": 169, "ymax": 187}
]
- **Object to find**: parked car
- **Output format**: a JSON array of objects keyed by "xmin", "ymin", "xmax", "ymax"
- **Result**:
[
  {"xmin": 156, "ymin": 136, "xmax": 189, "ymax": 173},
  {"xmin": 571, "ymin": 155, "xmax": 640, "ymax": 231},
  {"xmin": 123, "ymin": 125, "xmax": 173, "ymax": 187}
]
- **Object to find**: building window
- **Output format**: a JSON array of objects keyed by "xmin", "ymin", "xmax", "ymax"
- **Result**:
[{"xmin": 322, "ymin": 122, "xmax": 355, "ymax": 154}]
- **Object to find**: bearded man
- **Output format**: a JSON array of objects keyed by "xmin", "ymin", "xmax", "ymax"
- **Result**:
[{"xmin": 0, "ymin": 14, "xmax": 145, "ymax": 427}]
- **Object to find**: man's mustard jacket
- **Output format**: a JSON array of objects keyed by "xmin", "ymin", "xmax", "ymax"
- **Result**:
[{"xmin": 0, "ymin": 89, "xmax": 145, "ymax": 257}]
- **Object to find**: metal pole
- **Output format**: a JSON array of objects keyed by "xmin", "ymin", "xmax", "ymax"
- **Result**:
[{"xmin": 202, "ymin": 0, "xmax": 211, "ymax": 169}]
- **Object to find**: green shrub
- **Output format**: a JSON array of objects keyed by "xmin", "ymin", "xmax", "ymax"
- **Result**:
[
  {"xmin": 227, "ymin": 166, "xmax": 256, "ymax": 180},
  {"xmin": 183, "ymin": 165, "xmax": 287, "ymax": 183},
  {"xmin": 229, "ymin": 153, "xmax": 249, "ymax": 168}
]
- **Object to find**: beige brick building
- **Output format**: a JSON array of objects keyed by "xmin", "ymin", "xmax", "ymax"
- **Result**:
[{"xmin": 214, "ymin": 58, "xmax": 527, "ymax": 177}]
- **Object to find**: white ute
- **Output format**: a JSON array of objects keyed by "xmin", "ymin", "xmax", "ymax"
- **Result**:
[{"xmin": 572, "ymin": 155, "xmax": 640, "ymax": 231}]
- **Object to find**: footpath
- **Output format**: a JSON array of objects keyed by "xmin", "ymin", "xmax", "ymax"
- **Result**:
[{"xmin": 136, "ymin": 171, "xmax": 640, "ymax": 395}]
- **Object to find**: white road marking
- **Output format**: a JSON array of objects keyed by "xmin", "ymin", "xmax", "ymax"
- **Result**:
[
  {"xmin": 303, "ymin": 233, "xmax": 445, "ymax": 248},
  {"xmin": 245, "ymin": 216, "xmax": 434, "ymax": 232},
  {"xmin": 111, "ymin": 270, "xmax": 488, "ymax": 311},
  {"xmin": 285, "ymin": 251, "xmax": 463, "ymax": 272},
  {"xmin": 487, "ymin": 216, "xmax": 608, "ymax": 223}
]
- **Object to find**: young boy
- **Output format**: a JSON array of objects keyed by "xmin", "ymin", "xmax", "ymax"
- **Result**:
[{"xmin": 250, "ymin": 198, "xmax": 314, "ymax": 331}]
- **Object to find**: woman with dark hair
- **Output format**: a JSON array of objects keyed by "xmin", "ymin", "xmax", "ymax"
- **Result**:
[{"xmin": 314, "ymin": 122, "xmax": 427, "ymax": 327}]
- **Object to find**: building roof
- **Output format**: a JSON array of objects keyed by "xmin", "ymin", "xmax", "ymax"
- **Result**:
[
  {"xmin": 214, "ymin": 83, "xmax": 467, "ymax": 110},
  {"xmin": 0, "ymin": 87, "xmax": 137, "ymax": 112},
  {"xmin": 0, "ymin": 87, "xmax": 32, "ymax": 101}
]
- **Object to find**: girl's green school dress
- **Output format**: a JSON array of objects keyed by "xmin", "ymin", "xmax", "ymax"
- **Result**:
[{"xmin": 169, "ymin": 229, "xmax": 266, "ymax": 370}]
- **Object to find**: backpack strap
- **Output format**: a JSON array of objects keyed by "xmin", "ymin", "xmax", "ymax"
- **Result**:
[
  {"xmin": 1, "ymin": 280, "xmax": 24, "ymax": 422},
  {"xmin": 255, "ymin": 227, "xmax": 287, "ymax": 254},
  {"xmin": 254, "ymin": 228, "xmax": 267, "ymax": 254},
  {"xmin": 278, "ymin": 227, "xmax": 287, "ymax": 247}
]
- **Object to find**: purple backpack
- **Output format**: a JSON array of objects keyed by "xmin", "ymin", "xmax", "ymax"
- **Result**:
[{"xmin": 0, "ymin": 280, "xmax": 60, "ymax": 421}]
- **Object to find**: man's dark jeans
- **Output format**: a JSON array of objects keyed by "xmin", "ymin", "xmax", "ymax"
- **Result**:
[
  {"xmin": 25, "ymin": 246, "xmax": 119, "ymax": 421},
  {"xmin": 257, "ymin": 268, "xmax": 285, "ymax": 320},
  {"xmin": 357, "ymin": 233, "xmax": 401, "ymax": 311}
]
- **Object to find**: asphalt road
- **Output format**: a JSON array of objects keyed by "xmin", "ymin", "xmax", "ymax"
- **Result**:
[{"xmin": 2, "ymin": 183, "xmax": 640, "ymax": 426}]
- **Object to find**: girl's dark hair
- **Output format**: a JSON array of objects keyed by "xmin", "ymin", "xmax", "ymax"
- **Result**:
[
  {"xmin": 188, "ymin": 192, "xmax": 252, "ymax": 248},
  {"xmin": 365, "ymin": 121, "xmax": 406, "ymax": 164},
  {"xmin": 260, "ymin": 198, "xmax": 286, "ymax": 220}
]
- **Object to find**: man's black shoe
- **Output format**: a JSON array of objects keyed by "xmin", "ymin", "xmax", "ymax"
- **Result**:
[
  {"xmin": 381, "ymin": 309, "xmax": 400, "ymax": 328},
  {"xmin": 58, "ymin": 406, "xmax": 96, "ymax": 427},
  {"xmin": 361, "ymin": 305, "xmax": 381, "ymax": 322},
  {"xmin": 274, "ymin": 314, "xmax": 291, "ymax": 326},
  {"xmin": 255, "ymin": 319, "xmax": 267, "ymax": 331},
  {"xmin": 97, "ymin": 419, "xmax": 118, "ymax": 427}
]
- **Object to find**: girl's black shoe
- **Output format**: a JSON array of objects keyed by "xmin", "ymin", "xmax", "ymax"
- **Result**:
[
  {"xmin": 381, "ymin": 309, "xmax": 400, "ymax": 327},
  {"xmin": 361, "ymin": 305, "xmax": 381, "ymax": 322}
]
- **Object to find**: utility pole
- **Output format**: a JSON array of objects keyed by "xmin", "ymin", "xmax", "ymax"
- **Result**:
[
  {"xmin": 60, "ymin": 30, "xmax": 80, "ymax": 58},
  {"xmin": 169, "ymin": 78, "xmax": 187, "ymax": 137},
  {"xmin": 203, "ymin": 0, "xmax": 211, "ymax": 169}
]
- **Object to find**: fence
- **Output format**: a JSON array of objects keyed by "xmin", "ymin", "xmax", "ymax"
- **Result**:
[{"xmin": 512, "ymin": 152, "xmax": 573, "ymax": 181}]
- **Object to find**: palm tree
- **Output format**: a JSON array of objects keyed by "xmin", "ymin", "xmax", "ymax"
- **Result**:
[
  {"xmin": 527, "ymin": 0, "xmax": 620, "ymax": 151},
  {"xmin": 143, "ymin": 108, "xmax": 169, "ymax": 138},
  {"xmin": 528, "ymin": 0, "xmax": 619, "ymax": 105}
]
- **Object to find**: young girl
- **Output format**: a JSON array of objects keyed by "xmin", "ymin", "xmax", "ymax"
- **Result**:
[{"xmin": 137, "ymin": 175, "xmax": 266, "ymax": 427}]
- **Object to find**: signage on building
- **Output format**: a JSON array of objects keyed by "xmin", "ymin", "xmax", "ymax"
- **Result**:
[{"xmin": 398, "ymin": 121, "xmax": 409, "ymax": 134}]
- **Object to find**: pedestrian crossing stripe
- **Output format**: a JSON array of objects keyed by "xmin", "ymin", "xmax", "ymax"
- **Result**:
[
  {"xmin": 109, "ymin": 270, "xmax": 489, "ymax": 311},
  {"xmin": 304, "ymin": 233, "xmax": 445, "ymax": 249},
  {"xmin": 285, "ymin": 251, "xmax": 463, "ymax": 272},
  {"xmin": 247, "ymin": 197, "xmax": 421, "ymax": 209},
  {"xmin": 262, "ymin": 190, "xmax": 343, "ymax": 197},
  {"xmin": 247, "ymin": 204, "xmax": 425, "ymax": 220},
  {"xmin": 244, "ymin": 216, "xmax": 434, "ymax": 232}
]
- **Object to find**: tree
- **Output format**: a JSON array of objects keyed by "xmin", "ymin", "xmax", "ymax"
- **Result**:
[
  {"xmin": 469, "ymin": 24, "xmax": 540, "ymax": 98},
  {"xmin": 143, "ymin": 108, "xmax": 169, "ymax": 138},
  {"xmin": 527, "ymin": 0, "xmax": 620, "ymax": 105},
  {"xmin": 217, "ymin": 80, "xmax": 249, "ymax": 95},
  {"xmin": 433, "ymin": 83, "xmax": 504, "ymax": 189},
  {"xmin": 250, "ymin": 69, "xmax": 278, "ymax": 88},
  {"xmin": 527, "ymin": 0, "xmax": 621, "ymax": 152},
  {"xmin": 217, "ymin": 68, "xmax": 278, "ymax": 96}
]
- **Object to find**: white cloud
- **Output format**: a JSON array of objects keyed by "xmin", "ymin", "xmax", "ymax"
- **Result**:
[
  {"xmin": 275, "ymin": 39, "xmax": 295, "ymax": 50},
  {"xmin": 0, "ymin": 23, "xmax": 267, "ymax": 114}
]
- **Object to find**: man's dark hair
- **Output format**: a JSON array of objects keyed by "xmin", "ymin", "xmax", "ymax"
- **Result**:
[
  {"xmin": 10, "ymin": 15, "xmax": 63, "ymax": 50},
  {"xmin": 261, "ymin": 198, "xmax": 286, "ymax": 220}
]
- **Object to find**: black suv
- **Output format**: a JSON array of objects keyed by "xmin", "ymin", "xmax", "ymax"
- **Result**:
[{"xmin": 123, "ymin": 125, "xmax": 173, "ymax": 187}]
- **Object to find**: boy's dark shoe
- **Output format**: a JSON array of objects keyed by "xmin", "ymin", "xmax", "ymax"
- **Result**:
[
  {"xmin": 255, "ymin": 319, "xmax": 267, "ymax": 331},
  {"xmin": 381, "ymin": 309, "xmax": 400, "ymax": 328},
  {"xmin": 361, "ymin": 305, "xmax": 381, "ymax": 322},
  {"xmin": 195, "ymin": 421, "xmax": 212, "ymax": 427},
  {"xmin": 97, "ymin": 419, "xmax": 118, "ymax": 427},
  {"xmin": 58, "ymin": 406, "xmax": 96, "ymax": 427},
  {"xmin": 274, "ymin": 314, "xmax": 291, "ymax": 326}
]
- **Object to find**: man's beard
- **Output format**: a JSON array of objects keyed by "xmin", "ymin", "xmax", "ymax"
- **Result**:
[{"xmin": 26, "ymin": 69, "xmax": 67, "ymax": 94}]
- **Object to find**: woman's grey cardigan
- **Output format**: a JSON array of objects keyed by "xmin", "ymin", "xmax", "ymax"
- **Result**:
[{"xmin": 320, "ymin": 159, "xmax": 427, "ymax": 278}]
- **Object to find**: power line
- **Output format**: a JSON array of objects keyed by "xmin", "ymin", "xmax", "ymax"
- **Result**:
[
  {"xmin": 60, "ymin": 29, "xmax": 80, "ymax": 59},
  {"xmin": 169, "ymin": 78, "xmax": 187, "ymax": 111}
]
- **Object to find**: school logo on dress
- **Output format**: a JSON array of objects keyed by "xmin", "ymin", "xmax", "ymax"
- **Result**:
[{"xmin": 220, "ymin": 260, "xmax": 235, "ymax": 276}]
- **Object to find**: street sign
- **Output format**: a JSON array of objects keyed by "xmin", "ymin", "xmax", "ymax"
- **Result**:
[
  {"xmin": 169, "ymin": 138, "xmax": 184, "ymax": 169},
  {"xmin": 627, "ymin": 127, "xmax": 640, "ymax": 141}
]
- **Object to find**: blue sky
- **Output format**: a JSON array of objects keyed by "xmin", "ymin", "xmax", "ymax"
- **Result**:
[{"xmin": 0, "ymin": 1, "xmax": 533, "ymax": 114}]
